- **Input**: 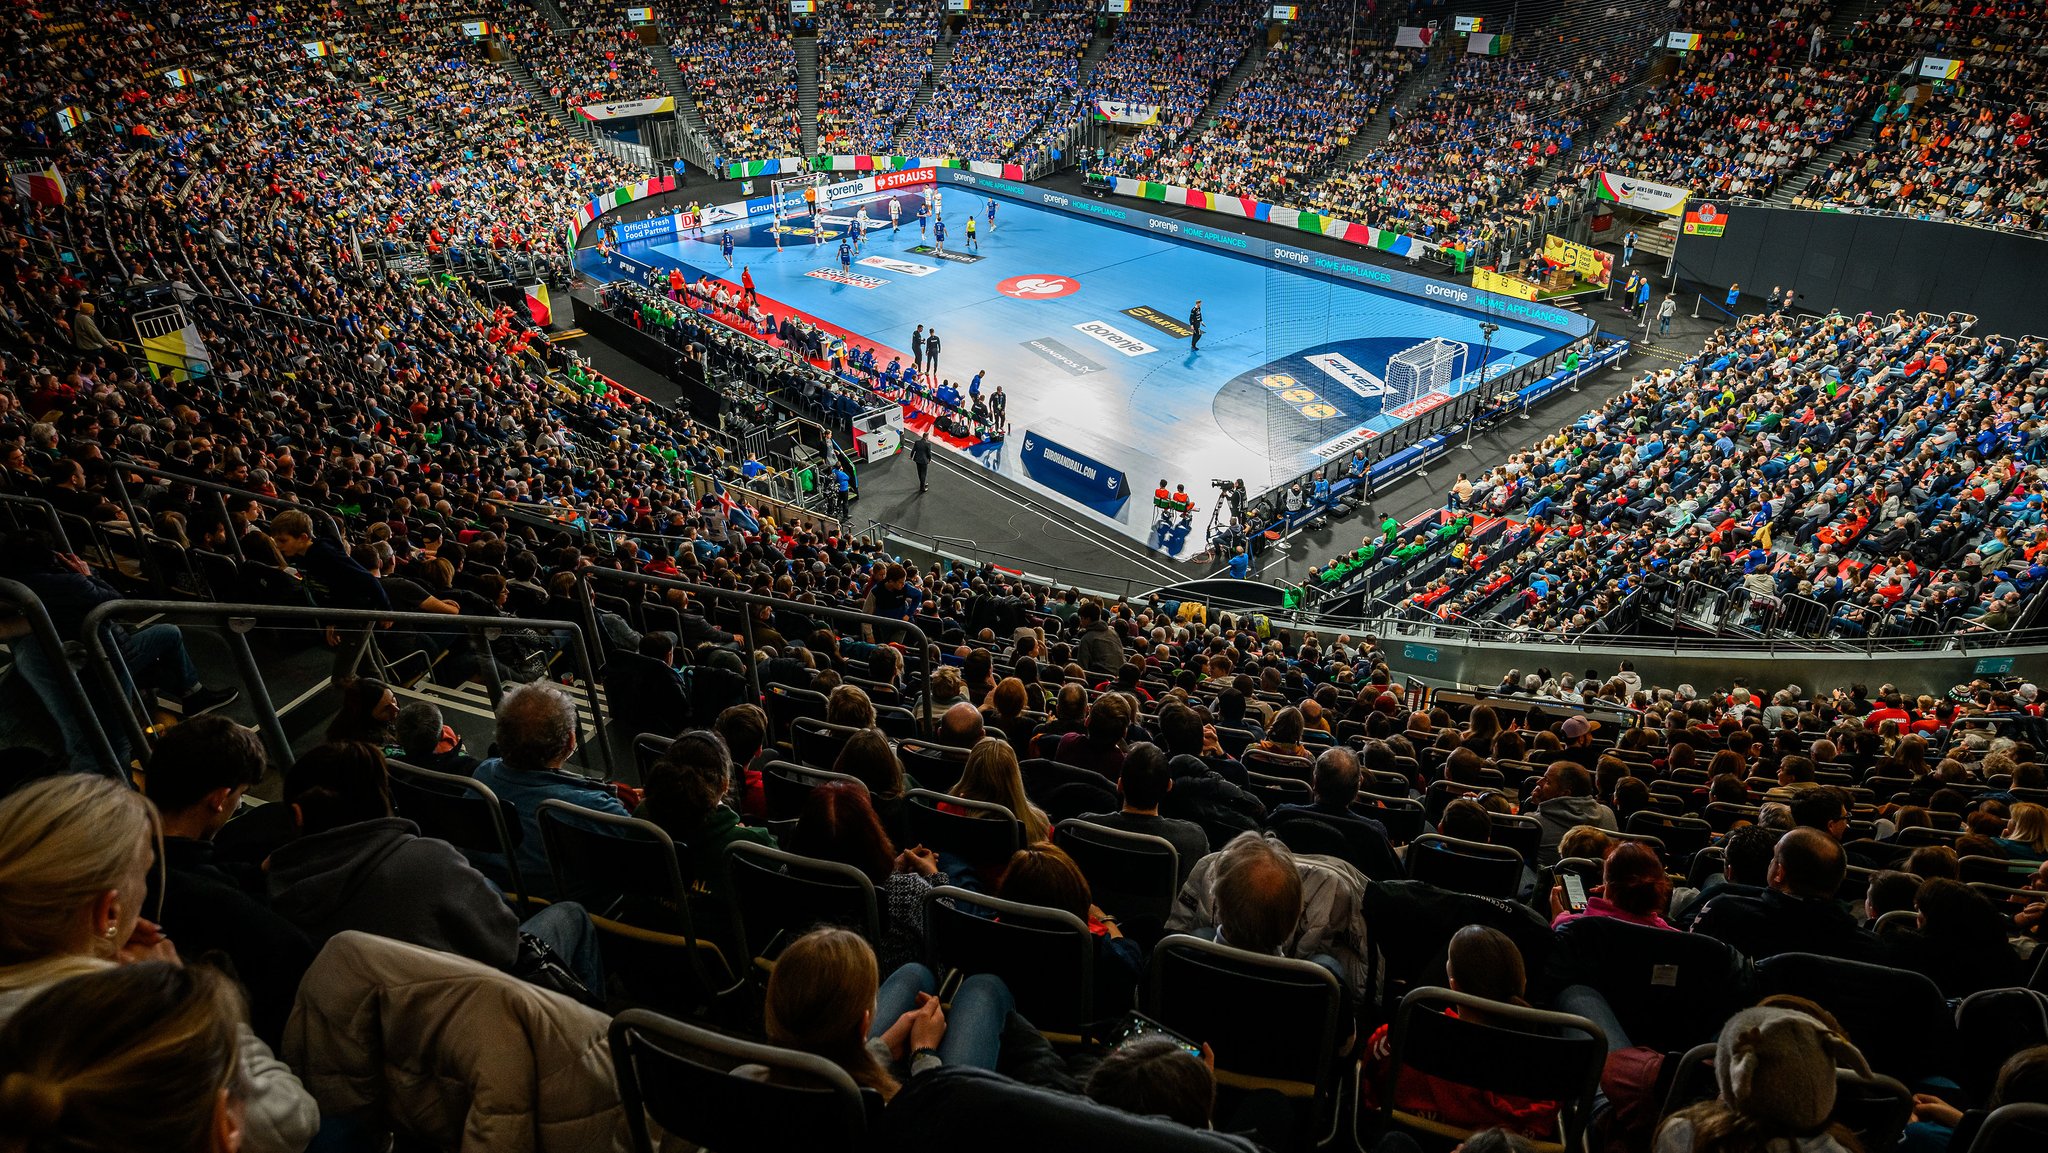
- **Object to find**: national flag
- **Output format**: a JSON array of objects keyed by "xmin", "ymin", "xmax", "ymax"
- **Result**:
[{"xmin": 11, "ymin": 164, "xmax": 65, "ymax": 206}]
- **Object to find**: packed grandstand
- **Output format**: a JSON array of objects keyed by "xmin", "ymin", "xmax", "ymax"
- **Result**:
[{"xmin": 1, "ymin": 1, "xmax": 2046, "ymax": 1152}]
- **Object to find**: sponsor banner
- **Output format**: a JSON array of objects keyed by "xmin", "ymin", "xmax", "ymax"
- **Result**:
[
  {"xmin": 575, "ymin": 96, "xmax": 677, "ymax": 121},
  {"xmin": 1072, "ymin": 320, "xmax": 1157, "ymax": 357},
  {"xmin": 1453, "ymin": 15, "xmax": 1483, "ymax": 31},
  {"xmin": 806, "ymin": 268, "xmax": 887, "ymax": 289},
  {"xmin": 626, "ymin": 6, "xmax": 656, "ymax": 21},
  {"xmin": 1395, "ymin": 25, "xmax": 1433, "ymax": 48},
  {"xmin": 1121, "ymin": 305, "xmax": 1193, "ymax": 339},
  {"xmin": 615, "ymin": 214, "xmax": 689, "ymax": 244},
  {"xmin": 859, "ymin": 255, "xmax": 939, "ymax": 277},
  {"xmin": 875, "ymin": 167, "xmax": 937, "ymax": 191},
  {"xmin": 1092, "ymin": 100, "xmax": 1160, "ymax": 125},
  {"xmin": 1020, "ymin": 337, "xmax": 1106, "ymax": 377},
  {"xmin": 1269, "ymin": 4, "xmax": 1300, "ymax": 19},
  {"xmin": 1388, "ymin": 390, "xmax": 1455, "ymax": 420},
  {"xmin": 1594, "ymin": 171, "xmax": 1691, "ymax": 216},
  {"xmin": 946, "ymin": 169, "xmax": 1592, "ymax": 336},
  {"xmin": 1019, "ymin": 429, "xmax": 1129, "ymax": 506},
  {"xmin": 1919, "ymin": 56, "xmax": 1962, "ymax": 80},
  {"xmin": 1305, "ymin": 353, "xmax": 1393, "ymax": 399},
  {"xmin": 1467, "ymin": 31, "xmax": 1510, "ymax": 55},
  {"xmin": 1665, "ymin": 31, "xmax": 1703, "ymax": 51},
  {"xmin": 1115, "ymin": 175, "xmax": 1432, "ymax": 260},
  {"xmin": 458, "ymin": 19, "xmax": 499, "ymax": 37},
  {"xmin": 1311, "ymin": 425, "xmax": 1380, "ymax": 460},
  {"xmin": 1683, "ymin": 201, "xmax": 1727, "ymax": 237},
  {"xmin": 1541, "ymin": 234, "xmax": 1614, "ymax": 287},
  {"xmin": 907, "ymin": 243, "xmax": 981, "ymax": 265},
  {"xmin": 1473, "ymin": 268, "xmax": 1540, "ymax": 301},
  {"xmin": 998, "ymin": 274, "xmax": 1081, "ymax": 299}
]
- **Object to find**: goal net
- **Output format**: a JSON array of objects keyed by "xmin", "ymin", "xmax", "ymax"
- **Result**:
[
  {"xmin": 771, "ymin": 172, "xmax": 832, "ymax": 224},
  {"xmin": 1385, "ymin": 338, "xmax": 1466, "ymax": 406}
]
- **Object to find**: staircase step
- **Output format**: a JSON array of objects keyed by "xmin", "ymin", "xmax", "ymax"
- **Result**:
[{"xmin": 795, "ymin": 33, "xmax": 819, "ymax": 155}]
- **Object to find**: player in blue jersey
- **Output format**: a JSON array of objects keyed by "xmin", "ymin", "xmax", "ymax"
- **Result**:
[
  {"xmin": 721, "ymin": 230, "xmax": 734, "ymax": 268},
  {"xmin": 838, "ymin": 236, "xmax": 852, "ymax": 270},
  {"xmin": 917, "ymin": 197, "xmax": 929, "ymax": 237},
  {"xmin": 933, "ymin": 215, "xmax": 947, "ymax": 256},
  {"xmin": 985, "ymin": 197, "xmax": 997, "ymax": 234}
]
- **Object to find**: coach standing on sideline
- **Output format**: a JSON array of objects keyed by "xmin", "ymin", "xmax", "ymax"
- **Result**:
[
  {"xmin": 913, "ymin": 430, "xmax": 932, "ymax": 493},
  {"xmin": 926, "ymin": 329, "xmax": 942, "ymax": 377},
  {"xmin": 1189, "ymin": 299, "xmax": 1204, "ymax": 351}
]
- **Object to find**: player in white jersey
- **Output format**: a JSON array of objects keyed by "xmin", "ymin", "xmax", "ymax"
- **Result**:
[{"xmin": 889, "ymin": 196, "xmax": 901, "ymax": 233}]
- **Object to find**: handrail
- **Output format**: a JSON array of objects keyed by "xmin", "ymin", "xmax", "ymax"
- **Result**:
[
  {"xmin": 77, "ymin": 600, "xmax": 611, "ymax": 776},
  {"xmin": 110, "ymin": 461, "xmax": 349, "ymax": 563},
  {"xmin": 571, "ymin": 569, "xmax": 938, "ymax": 737},
  {"xmin": 0, "ymin": 494, "xmax": 74, "ymax": 553},
  {"xmin": 0, "ymin": 578, "xmax": 125, "ymax": 781}
]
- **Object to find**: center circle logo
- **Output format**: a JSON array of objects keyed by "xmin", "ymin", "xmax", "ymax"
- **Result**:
[{"xmin": 997, "ymin": 274, "xmax": 1079, "ymax": 299}]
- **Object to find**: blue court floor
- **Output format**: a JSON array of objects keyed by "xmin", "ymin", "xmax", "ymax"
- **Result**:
[{"xmin": 598, "ymin": 187, "xmax": 1572, "ymax": 556}]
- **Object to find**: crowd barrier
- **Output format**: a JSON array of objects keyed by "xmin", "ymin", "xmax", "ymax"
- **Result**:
[{"xmin": 720, "ymin": 155, "xmax": 1026, "ymax": 181}]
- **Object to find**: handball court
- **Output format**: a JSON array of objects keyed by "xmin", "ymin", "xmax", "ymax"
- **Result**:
[{"xmin": 585, "ymin": 185, "xmax": 1574, "ymax": 558}]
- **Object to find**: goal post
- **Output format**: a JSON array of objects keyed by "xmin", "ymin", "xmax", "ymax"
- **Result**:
[
  {"xmin": 770, "ymin": 172, "xmax": 832, "ymax": 224},
  {"xmin": 1384, "ymin": 337, "xmax": 1466, "ymax": 405}
]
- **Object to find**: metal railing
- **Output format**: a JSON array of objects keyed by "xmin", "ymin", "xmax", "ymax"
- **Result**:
[
  {"xmin": 572, "ymin": 569, "xmax": 938, "ymax": 736},
  {"xmin": 0, "ymin": 578, "xmax": 125, "ymax": 781},
  {"xmin": 76, "ymin": 600, "xmax": 611, "ymax": 776}
]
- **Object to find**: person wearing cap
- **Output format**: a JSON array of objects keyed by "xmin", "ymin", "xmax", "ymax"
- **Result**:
[
  {"xmin": 1654, "ymin": 1005, "xmax": 1873, "ymax": 1153},
  {"xmin": 1558, "ymin": 713, "xmax": 1599, "ymax": 752}
]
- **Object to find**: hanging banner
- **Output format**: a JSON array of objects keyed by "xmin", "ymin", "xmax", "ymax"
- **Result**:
[
  {"xmin": 1682, "ymin": 201, "xmax": 1727, "ymax": 237},
  {"xmin": 1593, "ymin": 171, "xmax": 1691, "ymax": 216},
  {"xmin": 1472, "ymin": 268, "xmax": 1539, "ymax": 301},
  {"xmin": 1466, "ymin": 32, "xmax": 1511, "ymax": 55},
  {"xmin": 575, "ymin": 96, "xmax": 677, "ymax": 120},
  {"xmin": 1665, "ymin": 32, "xmax": 1703, "ymax": 51},
  {"xmin": 1542, "ymin": 234, "xmax": 1614, "ymax": 287},
  {"xmin": 1092, "ymin": 101, "xmax": 1160, "ymax": 126},
  {"xmin": 1395, "ymin": 25, "xmax": 1434, "ymax": 48},
  {"xmin": 1918, "ymin": 56, "xmax": 1962, "ymax": 80}
]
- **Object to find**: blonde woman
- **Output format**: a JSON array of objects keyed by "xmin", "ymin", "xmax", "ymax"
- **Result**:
[
  {"xmin": 2001, "ymin": 802, "xmax": 2048, "ymax": 861},
  {"xmin": 0, "ymin": 775, "xmax": 317, "ymax": 1152},
  {"xmin": 949, "ymin": 737, "xmax": 1052, "ymax": 845}
]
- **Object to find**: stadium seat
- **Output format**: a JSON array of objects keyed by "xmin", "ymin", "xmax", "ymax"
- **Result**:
[
  {"xmin": 1405, "ymin": 834, "xmax": 1524, "ymax": 901},
  {"xmin": 905, "ymin": 789, "xmax": 1021, "ymax": 866},
  {"xmin": 386, "ymin": 758, "xmax": 531, "ymax": 912},
  {"xmin": 1053, "ymin": 819, "xmax": 1178, "ymax": 934},
  {"xmin": 1755, "ymin": 953, "xmax": 1956, "ymax": 1083},
  {"xmin": 1967, "ymin": 1103, "xmax": 2048, "ymax": 1153},
  {"xmin": 535, "ymin": 800, "xmax": 739, "ymax": 1016},
  {"xmin": 1542, "ymin": 917, "xmax": 1754, "ymax": 1052},
  {"xmin": 923, "ymin": 886, "xmax": 1097, "ymax": 1037},
  {"xmin": 1364, "ymin": 987, "xmax": 1606, "ymax": 1153},
  {"xmin": 790, "ymin": 717, "xmax": 866, "ymax": 771},
  {"xmin": 1145, "ymin": 934, "xmax": 1347, "ymax": 1145},
  {"xmin": 722, "ymin": 842, "xmax": 880, "ymax": 974},
  {"xmin": 762, "ymin": 761, "xmax": 870, "ymax": 822},
  {"xmin": 609, "ymin": 1009, "xmax": 867, "ymax": 1153}
]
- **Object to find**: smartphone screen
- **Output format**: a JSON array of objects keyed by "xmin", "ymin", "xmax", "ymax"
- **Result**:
[{"xmin": 1562, "ymin": 872, "xmax": 1590, "ymax": 913}]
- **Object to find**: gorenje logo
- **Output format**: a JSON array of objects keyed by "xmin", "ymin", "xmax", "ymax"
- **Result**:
[
  {"xmin": 1043, "ymin": 194, "xmax": 1071, "ymax": 207},
  {"xmin": 1071, "ymin": 320, "xmax": 1156, "ymax": 356},
  {"xmin": 998, "ymin": 274, "xmax": 1080, "ymax": 299},
  {"xmin": 1147, "ymin": 219, "xmax": 1180, "ymax": 233},
  {"xmin": 1272, "ymin": 248, "xmax": 1312, "ymax": 265}
]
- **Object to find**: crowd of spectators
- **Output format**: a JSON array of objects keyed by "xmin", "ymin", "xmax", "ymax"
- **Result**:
[
  {"xmin": 6, "ymin": 4, "xmax": 2048, "ymax": 1151},
  {"xmin": 1083, "ymin": 0, "xmax": 1261, "ymax": 177},
  {"xmin": 816, "ymin": 0, "xmax": 942, "ymax": 154},
  {"xmin": 1153, "ymin": 12, "xmax": 1412, "ymax": 202},
  {"xmin": 665, "ymin": 0, "xmax": 802, "ymax": 157},
  {"xmin": 897, "ymin": 0, "xmax": 1092, "ymax": 162},
  {"xmin": 1311, "ymin": 53, "xmax": 1585, "ymax": 261},
  {"xmin": 1571, "ymin": 0, "xmax": 1873, "ymax": 200},
  {"xmin": 1791, "ymin": 1, "xmax": 2047, "ymax": 230},
  {"xmin": 1304, "ymin": 307, "xmax": 2048, "ymax": 644},
  {"xmin": 492, "ymin": 0, "xmax": 667, "ymax": 117}
]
